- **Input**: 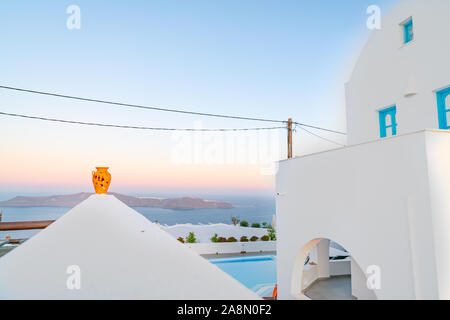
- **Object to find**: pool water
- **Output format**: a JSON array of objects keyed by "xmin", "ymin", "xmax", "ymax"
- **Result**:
[{"xmin": 209, "ymin": 255, "xmax": 276, "ymax": 297}]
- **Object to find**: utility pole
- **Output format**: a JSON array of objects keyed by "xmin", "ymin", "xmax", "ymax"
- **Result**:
[{"xmin": 287, "ymin": 118, "xmax": 293, "ymax": 159}]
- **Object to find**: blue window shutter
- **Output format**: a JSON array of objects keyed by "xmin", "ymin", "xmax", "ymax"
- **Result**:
[
  {"xmin": 379, "ymin": 112, "xmax": 387, "ymax": 138},
  {"xmin": 404, "ymin": 20, "xmax": 413, "ymax": 44},
  {"xmin": 437, "ymin": 87, "xmax": 450, "ymax": 129},
  {"xmin": 379, "ymin": 106, "xmax": 397, "ymax": 138}
]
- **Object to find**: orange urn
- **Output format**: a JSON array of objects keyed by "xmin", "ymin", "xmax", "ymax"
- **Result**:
[{"xmin": 92, "ymin": 167, "xmax": 111, "ymax": 194}]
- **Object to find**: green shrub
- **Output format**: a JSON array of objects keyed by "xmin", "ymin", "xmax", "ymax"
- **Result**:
[
  {"xmin": 186, "ymin": 232, "xmax": 197, "ymax": 243},
  {"xmin": 251, "ymin": 223, "xmax": 261, "ymax": 228},
  {"xmin": 227, "ymin": 237, "xmax": 238, "ymax": 243},
  {"xmin": 240, "ymin": 220, "xmax": 249, "ymax": 227},
  {"xmin": 240, "ymin": 236, "xmax": 249, "ymax": 242},
  {"xmin": 268, "ymin": 226, "xmax": 276, "ymax": 241},
  {"xmin": 261, "ymin": 235, "xmax": 270, "ymax": 241},
  {"xmin": 250, "ymin": 236, "xmax": 259, "ymax": 242},
  {"xmin": 211, "ymin": 233, "xmax": 219, "ymax": 243},
  {"xmin": 218, "ymin": 237, "xmax": 227, "ymax": 243},
  {"xmin": 177, "ymin": 237, "xmax": 185, "ymax": 243},
  {"xmin": 262, "ymin": 222, "xmax": 268, "ymax": 228},
  {"xmin": 231, "ymin": 216, "xmax": 240, "ymax": 226}
]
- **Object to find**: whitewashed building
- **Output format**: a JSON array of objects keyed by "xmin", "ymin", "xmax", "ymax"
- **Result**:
[{"xmin": 276, "ymin": 0, "xmax": 450, "ymax": 300}]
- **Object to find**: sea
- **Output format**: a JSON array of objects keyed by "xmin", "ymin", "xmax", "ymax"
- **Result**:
[{"xmin": 0, "ymin": 194, "xmax": 276, "ymax": 240}]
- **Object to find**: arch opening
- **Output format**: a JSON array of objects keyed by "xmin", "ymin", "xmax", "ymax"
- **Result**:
[{"xmin": 291, "ymin": 238, "xmax": 377, "ymax": 300}]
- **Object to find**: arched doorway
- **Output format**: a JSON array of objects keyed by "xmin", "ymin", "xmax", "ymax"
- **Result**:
[{"xmin": 291, "ymin": 238, "xmax": 377, "ymax": 300}]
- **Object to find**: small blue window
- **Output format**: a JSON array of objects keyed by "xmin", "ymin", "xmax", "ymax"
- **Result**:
[
  {"xmin": 403, "ymin": 19, "xmax": 414, "ymax": 44},
  {"xmin": 437, "ymin": 87, "xmax": 450, "ymax": 129},
  {"xmin": 379, "ymin": 106, "xmax": 397, "ymax": 138}
]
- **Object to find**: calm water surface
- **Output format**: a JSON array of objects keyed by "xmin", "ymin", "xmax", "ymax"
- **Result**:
[
  {"xmin": 210, "ymin": 255, "xmax": 277, "ymax": 296},
  {"xmin": 0, "ymin": 196, "xmax": 275, "ymax": 239}
]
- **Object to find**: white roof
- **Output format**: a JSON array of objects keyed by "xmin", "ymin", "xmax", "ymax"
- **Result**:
[
  {"xmin": 329, "ymin": 247, "xmax": 349, "ymax": 258},
  {"xmin": 0, "ymin": 195, "xmax": 259, "ymax": 299}
]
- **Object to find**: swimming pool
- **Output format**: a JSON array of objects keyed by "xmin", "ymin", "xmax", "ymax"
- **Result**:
[{"xmin": 209, "ymin": 255, "xmax": 276, "ymax": 297}]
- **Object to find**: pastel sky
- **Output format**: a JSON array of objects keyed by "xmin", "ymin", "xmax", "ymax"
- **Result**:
[{"xmin": 0, "ymin": 0, "xmax": 399, "ymax": 197}]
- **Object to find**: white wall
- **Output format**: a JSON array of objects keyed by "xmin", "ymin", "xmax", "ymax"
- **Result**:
[
  {"xmin": 351, "ymin": 257, "xmax": 377, "ymax": 300},
  {"xmin": 346, "ymin": 0, "xmax": 450, "ymax": 145},
  {"xmin": 424, "ymin": 132, "xmax": 450, "ymax": 298},
  {"xmin": 187, "ymin": 241, "xmax": 276, "ymax": 255},
  {"xmin": 332, "ymin": 259, "xmax": 351, "ymax": 277},
  {"xmin": 276, "ymin": 130, "xmax": 450, "ymax": 300},
  {"xmin": 302, "ymin": 264, "xmax": 319, "ymax": 291}
]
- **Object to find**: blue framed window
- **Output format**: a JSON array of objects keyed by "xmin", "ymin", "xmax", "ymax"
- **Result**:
[
  {"xmin": 403, "ymin": 19, "xmax": 414, "ymax": 44},
  {"xmin": 379, "ymin": 106, "xmax": 397, "ymax": 138},
  {"xmin": 437, "ymin": 87, "xmax": 450, "ymax": 129}
]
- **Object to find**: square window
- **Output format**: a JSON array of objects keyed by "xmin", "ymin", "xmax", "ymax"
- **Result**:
[
  {"xmin": 379, "ymin": 106, "xmax": 397, "ymax": 138},
  {"xmin": 403, "ymin": 19, "xmax": 414, "ymax": 44},
  {"xmin": 437, "ymin": 87, "xmax": 450, "ymax": 129}
]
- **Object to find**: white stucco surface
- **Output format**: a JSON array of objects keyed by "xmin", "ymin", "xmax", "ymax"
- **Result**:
[
  {"xmin": 346, "ymin": 0, "xmax": 450, "ymax": 145},
  {"xmin": 276, "ymin": 130, "xmax": 450, "ymax": 300},
  {"xmin": 0, "ymin": 195, "xmax": 259, "ymax": 299}
]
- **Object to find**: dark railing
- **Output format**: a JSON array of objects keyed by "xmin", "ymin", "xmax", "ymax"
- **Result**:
[
  {"xmin": 0, "ymin": 220, "xmax": 55, "ymax": 246},
  {"xmin": 0, "ymin": 220, "xmax": 55, "ymax": 231}
]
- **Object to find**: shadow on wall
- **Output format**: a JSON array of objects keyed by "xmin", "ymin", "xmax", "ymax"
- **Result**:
[{"xmin": 291, "ymin": 238, "xmax": 378, "ymax": 300}]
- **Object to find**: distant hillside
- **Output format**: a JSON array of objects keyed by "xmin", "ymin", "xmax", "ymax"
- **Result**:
[{"xmin": 0, "ymin": 192, "xmax": 234, "ymax": 210}]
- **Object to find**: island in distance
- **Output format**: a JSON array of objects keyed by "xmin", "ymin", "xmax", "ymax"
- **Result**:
[{"xmin": 0, "ymin": 193, "xmax": 234, "ymax": 210}]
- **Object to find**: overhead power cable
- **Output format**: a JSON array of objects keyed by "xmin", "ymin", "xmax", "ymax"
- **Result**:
[
  {"xmin": 0, "ymin": 111, "xmax": 285, "ymax": 132},
  {"xmin": 0, "ymin": 85, "xmax": 284, "ymax": 124},
  {"xmin": 293, "ymin": 121, "xmax": 346, "ymax": 135},
  {"xmin": 0, "ymin": 85, "xmax": 347, "ymax": 135},
  {"xmin": 294, "ymin": 124, "xmax": 346, "ymax": 147}
]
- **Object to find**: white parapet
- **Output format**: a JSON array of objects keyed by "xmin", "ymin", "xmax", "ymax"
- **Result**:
[{"xmin": 186, "ymin": 241, "xmax": 276, "ymax": 255}]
